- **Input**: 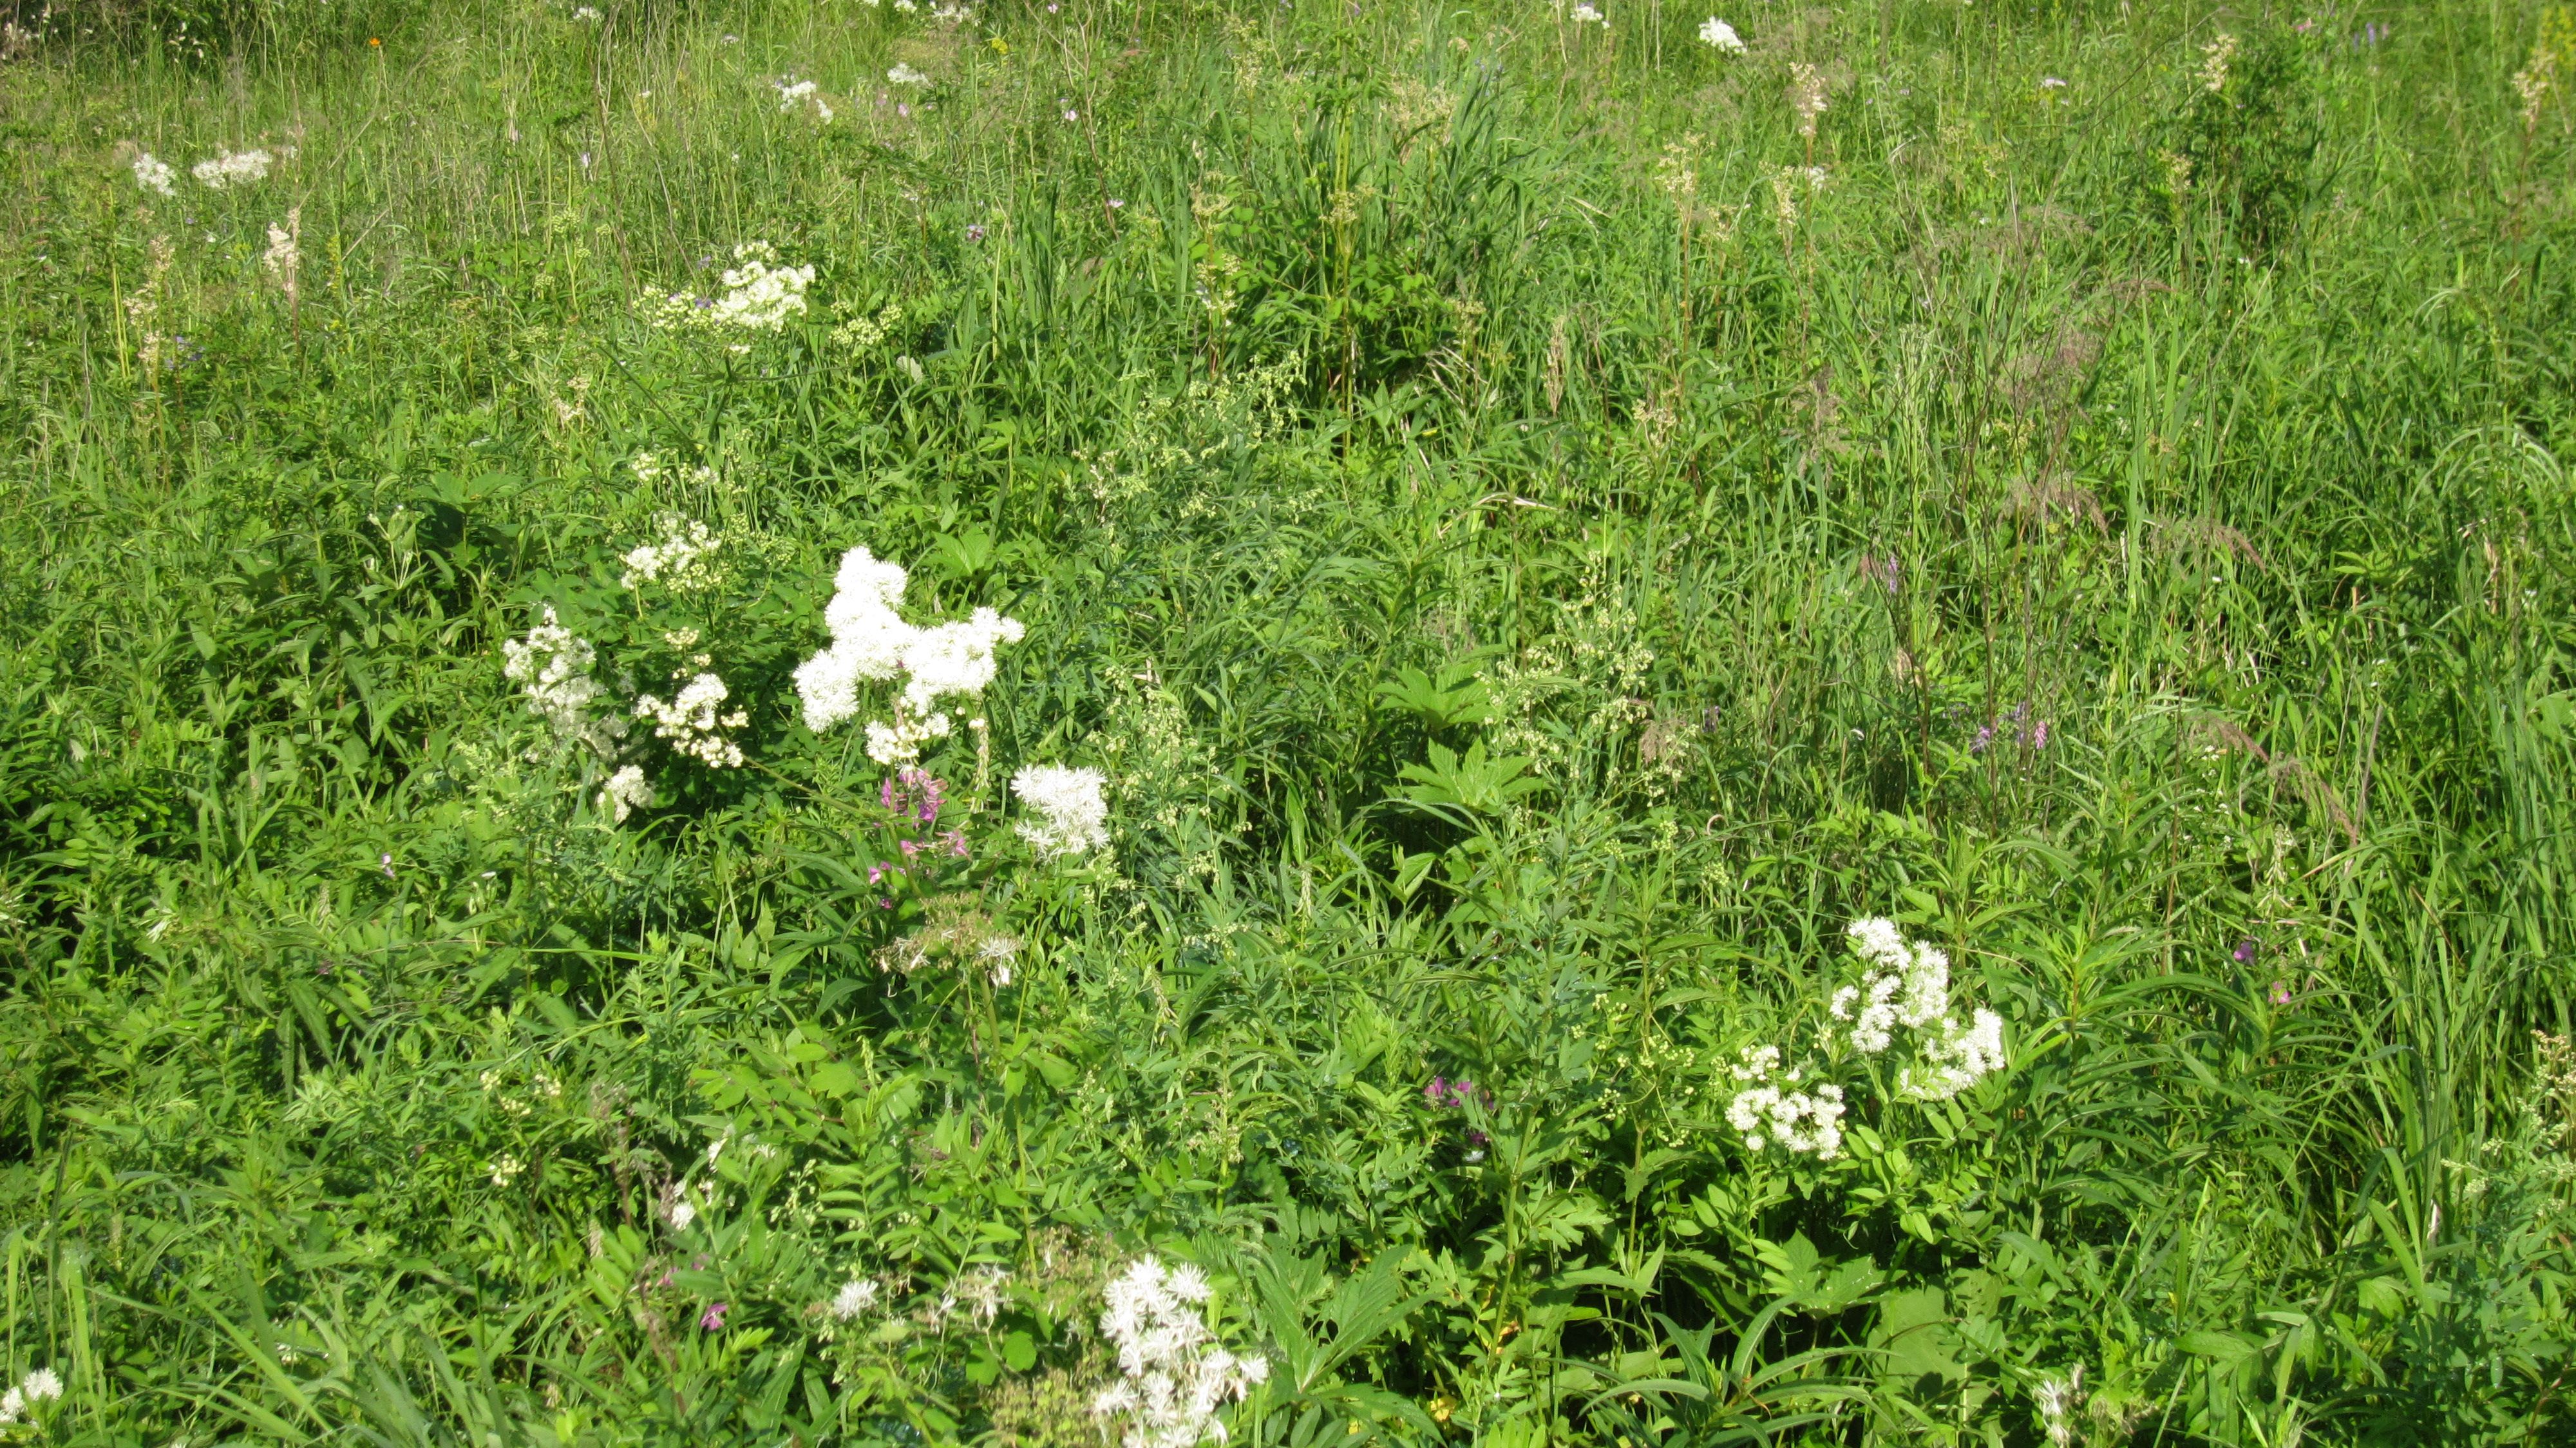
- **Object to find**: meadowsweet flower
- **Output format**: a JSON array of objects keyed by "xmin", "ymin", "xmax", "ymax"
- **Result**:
[
  {"xmin": 1724, "ymin": 1045, "xmax": 1845, "ymax": 1157},
  {"xmin": 1012, "ymin": 765, "xmax": 1110, "ymax": 857},
  {"xmin": 1569, "ymin": 2, "xmax": 1605, "ymax": 23},
  {"xmin": 1768, "ymin": 164, "xmax": 1826, "ymax": 228},
  {"xmin": 1697, "ymin": 16, "xmax": 1743, "ymax": 52},
  {"xmin": 620, "ymin": 513, "xmax": 724, "ymax": 591},
  {"xmin": 133, "ymin": 151, "xmax": 177, "ymax": 195},
  {"xmin": 634, "ymin": 672, "xmax": 749, "ymax": 768},
  {"xmin": 502, "ymin": 607, "xmax": 627, "ymax": 757},
  {"xmin": 795, "ymin": 546, "xmax": 1025, "ymax": 760},
  {"xmin": 829, "ymin": 1277, "xmax": 882, "ymax": 1320},
  {"xmin": 1831, "ymin": 918, "xmax": 2009, "ymax": 1099},
  {"xmin": 641, "ymin": 242, "xmax": 812, "ymax": 336},
  {"xmin": 192, "ymin": 148, "xmax": 276, "ymax": 188},
  {"xmin": 2034, "ymin": 1365, "xmax": 2084, "ymax": 1448},
  {"xmin": 573, "ymin": 5, "xmax": 601, "ymax": 18},
  {"xmin": 2199, "ymin": 33, "xmax": 2237, "ymax": 93},
  {"xmin": 1094, "ymin": 1257, "xmax": 1268, "ymax": 1448},
  {"xmin": 888, "ymin": 62, "xmax": 930, "ymax": 85},
  {"xmin": 2514, "ymin": 51, "xmax": 2556, "ymax": 129},
  {"xmin": 1900, "ymin": 1007, "xmax": 2005, "ymax": 1100},
  {"xmin": 1787, "ymin": 62, "xmax": 1828, "ymax": 138},
  {"xmin": 776, "ymin": 77, "xmax": 835, "ymax": 121},
  {"xmin": 263, "ymin": 206, "xmax": 301, "ymax": 307},
  {"xmin": 598, "ymin": 765, "xmax": 652, "ymax": 822}
]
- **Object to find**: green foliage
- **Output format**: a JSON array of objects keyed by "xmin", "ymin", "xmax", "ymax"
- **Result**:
[{"xmin": 3, "ymin": 0, "xmax": 2576, "ymax": 1444}]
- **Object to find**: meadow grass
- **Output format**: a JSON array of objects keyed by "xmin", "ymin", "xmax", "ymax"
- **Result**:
[{"xmin": 2, "ymin": 0, "xmax": 2575, "ymax": 1442}]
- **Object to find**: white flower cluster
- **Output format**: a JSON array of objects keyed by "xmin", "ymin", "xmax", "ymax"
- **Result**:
[
  {"xmin": 598, "ymin": 764, "xmax": 652, "ymax": 822},
  {"xmin": 887, "ymin": 62, "xmax": 930, "ymax": 86},
  {"xmin": 621, "ymin": 513, "xmax": 724, "ymax": 591},
  {"xmin": 1830, "ymin": 918, "xmax": 2005, "ymax": 1101},
  {"xmin": 829, "ymin": 1277, "xmax": 882, "ymax": 1320},
  {"xmin": 1093, "ymin": 1257, "xmax": 1268, "ymax": 1448},
  {"xmin": 192, "ymin": 148, "xmax": 278, "ymax": 189},
  {"xmin": 775, "ymin": 76, "xmax": 835, "ymax": 120},
  {"xmin": 0, "ymin": 1367, "xmax": 63, "ymax": 1426},
  {"xmin": 1698, "ymin": 15, "xmax": 1743, "ymax": 52},
  {"xmin": 133, "ymin": 151, "xmax": 177, "ymax": 195},
  {"xmin": 502, "ymin": 607, "xmax": 628, "ymax": 758},
  {"xmin": 793, "ymin": 546, "xmax": 1024, "ymax": 765},
  {"xmin": 1724, "ymin": 1044, "xmax": 1846, "ymax": 1159},
  {"xmin": 1012, "ymin": 765, "xmax": 1109, "ymax": 857},
  {"xmin": 641, "ymin": 242, "xmax": 814, "ymax": 343},
  {"xmin": 635, "ymin": 672, "xmax": 748, "ymax": 768}
]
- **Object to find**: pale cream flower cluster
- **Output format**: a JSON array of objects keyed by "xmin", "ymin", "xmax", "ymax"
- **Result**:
[
  {"xmin": 775, "ymin": 76, "xmax": 835, "ymax": 120},
  {"xmin": 501, "ymin": 607, "xmax": 628, "ymax": 759},
  {"xmin": 794, "ymin": 545, "xmax": 1023, "ymax": 765},
  {"xmin": 1830, "ymin": 917, "xmax": 2005, "ymax": 1101},
  {"xmin": 1723, "ymin": 1043, "xmax": 1845, "ymax": 1158},
  {"xmin": 1698, "ymin": 16, "xmax": 1743, "ymax": 52},
  {"xmin": 0, "ymin": 1367, "xmax": 64, "ymax": 1425},
  {"xmin": 635, "ymin": 671, "xmax": 748, "ymax": 768},
  {"xmin": 192, "ymin": 148, "xmax": 279, "ymax": 189},
  {"xmin": 639, "ymin": 242, "xmax": 814, "ymax": 346},
  {"xmin": 1093, "ymin": 1257, "xmax": 1268, "ymax": 1448},
  {"xmin": 621, "ymin": 513, "xmax": 724, "ymax": 591},
  {"xmin": 1012, "ymin": 765, "xmax": 1109, "ymax": 857},
  {"xmin": 132, "ymin": 151, "xmax": 177, "ymax": 196}
]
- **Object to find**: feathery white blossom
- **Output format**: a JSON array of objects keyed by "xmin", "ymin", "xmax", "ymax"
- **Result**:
[
  {"xmin": 1828, "ymin": 917, "xmax": 2007, "ymax": 1099},
  {"xmin": 794, "ymin": 546, "xmax": 1024, "ymax": 763},
  {"xmin": 776, "ymin": 77, "xmax": 835, "ymax": 120},
  {"xmin": 829, "ymin": 1277, "xmax": 882, "ymax": 1320},
  {"xmin": 133, "ymin": 151, "xmax": 177, "ymax": 195},
  {"xmin": 641, "ymin": 242, "xmax": 813, "ymax": 339},
  {"xmin": 887, "ymin": 62, "xmax": 931, "ymax": 85},
  {"xmin": 2034, "ymin": 1365, "xmax": 2085, "ymax": 1448},
  {"xmin": 634, "ymin": 672, "xmax": 748, "ymax": 768},
  {"xmin": 192, "ymin": 148, "xmax": 277, "ymax": 189},
  {"xmin": 1697, "ymin": 16, "xmax": 1743, "ymax": 52},
  {"xmin": 1093, "ymin": 1257, "xmax": 1268, "ymax": 1448},
  {"xmin": 502, "ymin": 607, "xmax": 627, "ymax": 757},
  {"xmin": 597, "ymin": 765, "xmax": 652, "ymax": 822},
  {"xmin": 0, "ymin": 1367, "xmax": 60, "ymax": 1426},
  {"xmin": 621, "ymin": 513, "xmax": 724, "ymax": 591},
  {"xmin": 1012, "ymin": 765, "xmax": 1109, "ymax": 857},
  {"xmin": 1725, "ymin": 1045, "xmax": 1844, "ymax": 1158}
]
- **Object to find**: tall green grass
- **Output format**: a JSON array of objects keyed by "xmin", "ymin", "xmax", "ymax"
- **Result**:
[{"xmin": 2, "ymin": 0, "xmax": 2574, "ymax": 1442}]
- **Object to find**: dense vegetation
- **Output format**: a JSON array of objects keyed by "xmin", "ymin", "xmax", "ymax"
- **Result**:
[{"xmin": 3, "ymin": 0, "xmax": 2575, "ymax": 1442}]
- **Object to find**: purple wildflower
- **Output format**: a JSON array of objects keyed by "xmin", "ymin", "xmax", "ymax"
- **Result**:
[
  {"xmin": 2233, "ymin": 938, "xmax": 2258, "ymax": 964},
  {"xmin": 701, "ymin": 1302, "xmax": 728, "ymax": 1331},
  {"xmin": 967, "ymin": 224, "xmax": 987, "ymax": 243},
  {"xmin": 2269, "ymin": 980, "xmax": 2292, "ymax": 1006}
]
